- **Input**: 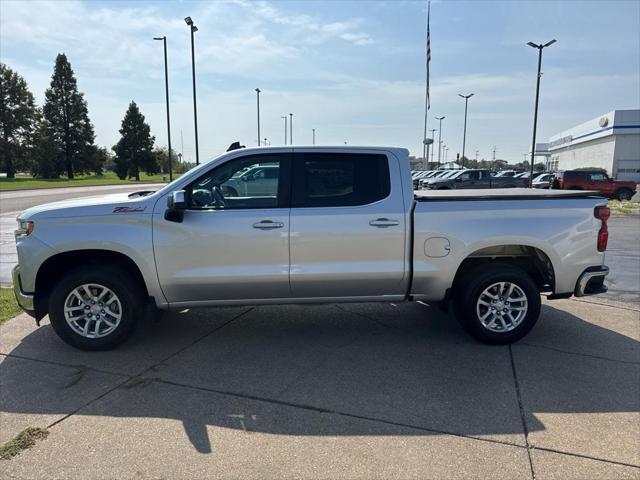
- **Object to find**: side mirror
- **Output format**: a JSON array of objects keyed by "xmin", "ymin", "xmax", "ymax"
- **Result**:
[
  {"xmin": 456, "ymin": 177, "xmax": 462, "ymax": 182},
  {"xmin": 165, "ymin": 190, "xmax": 186, "ymax": 222}
]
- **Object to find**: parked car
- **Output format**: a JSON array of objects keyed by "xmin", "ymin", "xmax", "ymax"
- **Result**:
[
  {"xmin": 494, "ymin": 170, "xmax": 521, "ymax": 178},
  {"xmin": 418, "ymin": 169, "xmax": 458, "ymax": 189},
  {"xmin": 13, "ymin": 146, "xmax": 609, "ymax": 350},
  {"xmin": 551, "ymin": 170, "xmax": 637, "ymax": 200},
  {"xmin": 424, "ymin": 169, "xmax": 529, "ymax": 189},
  {"xmin": 532, "ymin": 173, "xmax": 554, "ymax": 189}
]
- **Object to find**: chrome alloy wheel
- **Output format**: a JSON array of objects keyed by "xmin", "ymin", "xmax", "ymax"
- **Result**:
[
  {"xmin": 63, "ymin": 284, "xmax": 123, "ymax": 339},
  {"xmin": 476, "ymin": 282, "xmax": 528, "ymax": 333}
]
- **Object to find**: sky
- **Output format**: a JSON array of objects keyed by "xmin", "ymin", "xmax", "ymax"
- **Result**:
[{"xmin": 1, "ymin": 0, "xmax": 639, "ymax": 164}]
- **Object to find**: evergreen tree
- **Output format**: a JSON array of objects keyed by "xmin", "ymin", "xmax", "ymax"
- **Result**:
[
  {"xmin": 42, "ymin": 53, "xmax": 95, "ymax": 179},
  {"xmin": 0, "ymin": 63, "xmax": 38, "ymax": 178},
  {"xmin": 113, "ymin": 101, "xmax": 156, "ymax": 181}
]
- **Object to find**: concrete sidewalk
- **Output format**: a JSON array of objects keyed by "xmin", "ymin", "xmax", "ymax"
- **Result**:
[{"xmin": 1, "ymin": 299, "xmax": 638, "ymax": 479}]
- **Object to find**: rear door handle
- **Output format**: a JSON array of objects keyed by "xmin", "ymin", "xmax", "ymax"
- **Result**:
[
  {"xmin": 369, "ymin": 218, "xmax": 399, "ymax": 228},
  {"xmin": 252, "ymin": 220, "xmax": 284, "ymax": 230}
]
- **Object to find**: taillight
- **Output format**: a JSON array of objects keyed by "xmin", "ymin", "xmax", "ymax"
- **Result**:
[{"xmin": 595, "ymin": 205, "xmax": 610, "ymax": 252}]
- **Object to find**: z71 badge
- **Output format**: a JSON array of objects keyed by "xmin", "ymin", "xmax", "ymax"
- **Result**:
[{"xmin": 113, "ymin": 206, "xmax": 146, "ymax": 213}]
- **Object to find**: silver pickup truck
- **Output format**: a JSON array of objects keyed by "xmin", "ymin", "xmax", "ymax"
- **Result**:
[{"xmin": 13, "ymin": 146, "xmax": 610, "ymax": 350}]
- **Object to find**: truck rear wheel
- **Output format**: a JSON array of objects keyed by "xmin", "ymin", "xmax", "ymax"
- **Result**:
[
  {"xmin": 48, "ymin": 266, "xmax": 142, "ymax": 350},
  {"xmin": 615, "ymin": 188, "xmax": 633, "ymax": 201},
  {"xmin": 453, "ymin": 264, "xmax": 541, "ymax": 344}
]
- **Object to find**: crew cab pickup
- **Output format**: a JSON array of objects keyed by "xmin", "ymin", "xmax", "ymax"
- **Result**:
[
  {"xmin": 552, "ymin": 170, "xmax": 637, "ymax": 201},
  {"xmin": 13, "ymin": 146, "xmax": 610, "ymax": 350},
  {"xmin": 424, "ymin": 169, "xmax": 529, "ymax": 190}
]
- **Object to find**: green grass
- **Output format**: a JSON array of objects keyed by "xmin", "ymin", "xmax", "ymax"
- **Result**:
[
  {"xmin": 0, "ymin": 427, "xmax": 49, "ymax": 460},
  {"xmin": 0, "ymin": 171, "xmax": 175, "ymax": 191},
  {"xmin": 0, "ymin": 288, "xmax": 23, "ymax": 324},
  {"xmin": 609, "ymin": 200, "xmax": 640, "ymax": 216}
]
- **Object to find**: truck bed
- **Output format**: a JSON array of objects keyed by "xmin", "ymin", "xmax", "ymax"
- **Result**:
[{"xmin": 414, "ymin": 188, "xmax": 604, "ymax": 201}]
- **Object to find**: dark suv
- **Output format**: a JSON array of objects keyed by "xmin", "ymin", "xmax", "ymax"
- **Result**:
[{"xmin": 552, "ymin": 170, "xmax": 636, "ymax": 201}]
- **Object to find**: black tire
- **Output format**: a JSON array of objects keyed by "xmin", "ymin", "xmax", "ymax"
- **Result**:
[
  {"xmin": 48, "ymin": 265, "xmax": 143, "ymax": 350},
  {"xmin": 615, "ymin": 188, "xmax": 633, "ymax": 201},
  {"xmin": 453, "ymin": 264, "xmax": 541, "ymax": 344}
]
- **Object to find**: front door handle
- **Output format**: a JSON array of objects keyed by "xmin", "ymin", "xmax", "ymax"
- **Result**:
[
  {"xmin": 369, "ymin": 218, "xmax": 399, "ymax": 228},
  {"xmin": 252, "ymin": 220, "xmax": 284, "ymax": 230}
]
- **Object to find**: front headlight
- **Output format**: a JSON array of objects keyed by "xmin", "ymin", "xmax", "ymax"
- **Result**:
[{"xmin": 15, "ymin": 220, "xmax": 34, "ymax": 241}]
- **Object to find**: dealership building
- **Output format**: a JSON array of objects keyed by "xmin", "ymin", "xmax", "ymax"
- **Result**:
[{"xmin": 547, "ymin": 109, "xmax": 640, "ymax": 182}]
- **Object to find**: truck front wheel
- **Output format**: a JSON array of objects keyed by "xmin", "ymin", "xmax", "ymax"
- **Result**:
[
  {"xmin": 453, "ymin": 264, "xmax": 541, "ymax": 344},
  {"xmin": 615, "ymin": 188, "xmax": 633, "ymax": 201},
  {"xmin": 48, "ymin": 266, "xmax": 142, "ymax": 350}
]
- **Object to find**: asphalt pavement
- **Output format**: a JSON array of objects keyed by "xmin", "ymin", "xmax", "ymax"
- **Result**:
[{"xmin": 1, "ymin": 298, "xmax": 638, "ymax": 478}]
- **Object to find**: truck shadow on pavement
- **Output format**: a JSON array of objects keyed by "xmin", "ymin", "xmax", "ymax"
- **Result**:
[{"xmin": 1, "ymin": 301, "xmax": 638, "ymax": 454}]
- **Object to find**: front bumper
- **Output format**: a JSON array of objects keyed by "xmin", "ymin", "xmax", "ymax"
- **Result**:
[
  {"xmin": 574, "ymin": 266, "xmax": 609, "ymax": 297},
  {"xmin": 12, "ymin": 265, "xmax": 35, "ymax": 317}
]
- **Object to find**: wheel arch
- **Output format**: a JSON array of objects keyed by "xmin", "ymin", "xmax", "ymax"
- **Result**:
[
  {"xmin": 34, "ymin": 249, "xmax": 150, "ymax": 320},
  {"xmin": 452, "ymin": 244, "xmax": 556, "ymax": 295}
]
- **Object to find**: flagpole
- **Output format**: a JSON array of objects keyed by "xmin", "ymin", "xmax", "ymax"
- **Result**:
[{"xmin": 422, "ymin": 1, "xmax": 431, "ymax": 168}]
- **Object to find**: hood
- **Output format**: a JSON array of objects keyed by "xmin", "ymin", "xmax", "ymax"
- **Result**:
[{"xmin": 18, "ymin": 191, "xmax": 156, "ymax": 220}]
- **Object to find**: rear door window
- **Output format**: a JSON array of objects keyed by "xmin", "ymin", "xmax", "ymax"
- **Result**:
[{"xmin": 292, "ymin": 153, "xmax": 390, "ymax": 207}]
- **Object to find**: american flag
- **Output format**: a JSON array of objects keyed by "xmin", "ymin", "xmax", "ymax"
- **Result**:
[{"xmin": 426, "ymin": 1, "xmax": 431, "ymax": 109}]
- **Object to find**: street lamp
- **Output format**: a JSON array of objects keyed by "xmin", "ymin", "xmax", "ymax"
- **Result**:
[
  {"xmin": 184, "ymin": 16, "xmax": 199, "ymax": 165},
  {"xmin": 527, "ymin": 39, "xmax": 556, "ymax": 186},
  {"xmin": 255, "ymin": 88, "xmax": 261, "ymax": 146},
  {"xmin": 281, "ymin": 116, "xmax": 288, "ymax": 144},
  {"xmin": 458, "ymin": 93, "xmax": 474, "ymax": 167},
  {"xmin": 153, "ymin": 36, "xmax": 173, "ymax": 181},
  {"xmin": 289, "ymin": 113, "xmax": 293, "ymax": 145},
  {"xmin": 435, "ymin": 116, "xmax": 445, "ymax": 167}
]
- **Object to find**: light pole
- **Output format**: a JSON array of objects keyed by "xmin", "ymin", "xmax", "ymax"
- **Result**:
[
  {"xmin": 435, "ymin": 116, "xmax": 445, "ymax": 167},
  {"xmin": 255, "ymin": 88, "xmax": 261, "ymax": 146},
  {"xmin": 430, "ymin": 128, "xmax": 437, "ymax": 165},
  {"xmin": 458, "ymin": 93, "xmax": 474, "ymax": 167},
  {"xmin": 153, "ymin": 36, "xmax": 173, "ymax": 181},
  {"xmin": 184, "ymin": 17, "xmax": 199, "ymax": 165},
  {"xmin": 281, "ymin": 116, "xmax": 288, "ymax": 144},
  {"xmin": 289, "ymin": 113, "xmax": 293, "ymax": 144},
  {"xmin": 527, "ymin": 39, "xmax": 556, "ymax": 187},
  {"xmin": 312, "ymin": 128, "xmax": 316, "ymax": 145}
]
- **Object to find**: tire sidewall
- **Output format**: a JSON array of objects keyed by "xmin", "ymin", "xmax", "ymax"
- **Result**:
[
  {"xmin": 48, "ymin": 266, "xmax": 141, "ymax": 350},
  {"xmin": 455, "ymin": 266, "xmax": 541, "ymax": 344}
]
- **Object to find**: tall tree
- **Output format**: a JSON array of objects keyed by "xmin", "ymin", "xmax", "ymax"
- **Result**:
[
  {"xmin": 113, "ymin": 101, "xmax": 156, "ymax": 181},
  {"xmin": 0, "ymin": 63, "xmax": 38, "ymax": 178},
  {"xmin": 42, "ymin": 53, "xmax": 95, "ymax": 179}
]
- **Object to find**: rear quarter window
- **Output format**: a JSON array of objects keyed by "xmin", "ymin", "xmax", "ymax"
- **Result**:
[{"xmin": 292, "ymin": 153, "xmax": 391, "ymax": 208}]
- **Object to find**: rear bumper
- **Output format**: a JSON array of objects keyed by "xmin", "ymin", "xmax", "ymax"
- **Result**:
[
  {"xmin": 12, "ymin": 265, "xmax": 35, "ymax": 317},
  {"xmin": 574, "ymin": 266, "xmax": 609, "ymax": 297}
]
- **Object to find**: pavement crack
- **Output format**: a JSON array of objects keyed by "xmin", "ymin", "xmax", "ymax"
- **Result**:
[
  {"xmin": 132, "ymin": 307, "xmax": 254, "ymax": 378},
  {"xmin": 531, "ymin": 445, "xmax": 640, "ymax": 470},
  {"xmin": 519, "ymin": 342, "xmax": 640, "ymax": 365},
  {"xmin": 0, "ymin": 352, "xmax": 130, "ymax": 379},
  {"xmin": 509, "ymin": 344, "xmax": 536, "ymax": 480},
  {"xmin": 152, "ymin": 377, "xmax": 528, "ymax": 452}
]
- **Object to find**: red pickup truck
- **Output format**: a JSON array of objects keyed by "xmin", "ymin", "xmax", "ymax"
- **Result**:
[{"xmin": 552, "ymin": 170, "xmax": 637, "ymax": 201}]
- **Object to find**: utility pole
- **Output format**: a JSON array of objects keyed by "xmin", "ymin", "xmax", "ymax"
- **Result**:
[
  {"xmin": 289, "ymin": 113, "xmax": 293, "ymax": 145},
  {"xmin": 527, "ymin": 39, "xmax": 557, "ymax": 187},
  {"xmin": 184, "ymin": 17, "xmax": 200, "ymax": 165},
  {"xmin": 312, "ymin": 128, "xmax": 316, "ymax": 145},
  {"xmin": 458, "ymin": 93, "xmax": 474, "ymax": 167},
  {"xmin": 281, "ymin": 116, "xmax": 287, "ymax": 144},
  {"xmin": 255, "ymin": 88, "xmax": 261, "ymax": 146},
  {"xmin": 430, "ymin": 128, "xmax": 437, "ymax": 165},
  {"xmin": 435, "ymin": 116, "xmax": 445, "ymax": 167},
  {"xmin": 153, "ymin": 35, "xmax": 173, "ymax": 181}
]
